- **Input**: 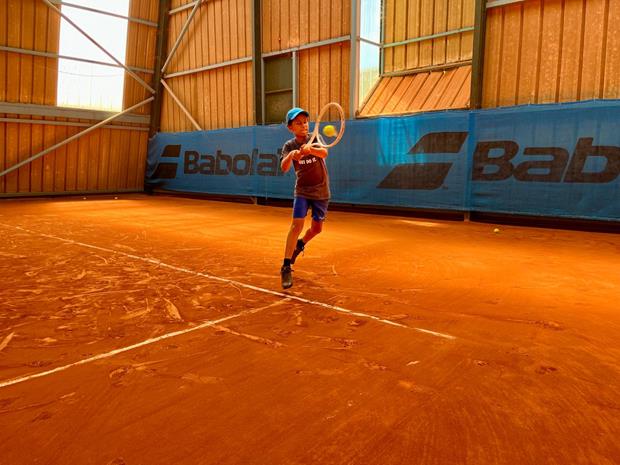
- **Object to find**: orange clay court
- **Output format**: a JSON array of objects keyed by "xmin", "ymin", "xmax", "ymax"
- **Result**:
[{"xmin": 0, "ymin": 194, "xmax": 618, "ymax": 465}]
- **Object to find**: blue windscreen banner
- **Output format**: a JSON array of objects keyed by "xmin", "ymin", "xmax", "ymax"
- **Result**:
[{"xmin": 147, "ymin": 100, "xmax": 620, "ymax": 222}]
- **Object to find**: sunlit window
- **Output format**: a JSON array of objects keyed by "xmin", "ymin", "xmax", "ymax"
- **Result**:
[
  {"xmin": 359, "ymin": 0, "xmax": 382, "ymax": 104},
  {"xmin": 56, "ymin": 0, "xmax": 130, "ymax": 111}
]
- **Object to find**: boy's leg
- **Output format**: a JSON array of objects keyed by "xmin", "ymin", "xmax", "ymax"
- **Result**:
[
  {"xmin": 301, "ymin": 218, "xmax": 323, "ymax": 244},
  {"xmin": 281, "ymin": 197, "xmax": 309, "ymax": 289},
  {"xmin": 292, "ymin": 200, "xmax": 328, "ymax": 263},
  {"xmin": 285, "ymin": 218, "xmax": 305, "ymax": 258}
]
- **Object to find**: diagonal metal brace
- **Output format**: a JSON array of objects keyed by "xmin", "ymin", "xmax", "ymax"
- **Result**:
[
  {"xmin": 41, "ymin": 0, "xmax": 156, "ymax": 94},
  {"xmin": 0, "ymin": 97, "xmax": 154, "ymax": 180}
]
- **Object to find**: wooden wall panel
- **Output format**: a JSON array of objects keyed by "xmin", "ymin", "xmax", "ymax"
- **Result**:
[
  {"xmin": 384, "ymin": 0, "xmax": 475, "ymax": 74},
  {"xmin": 298, "ymin": 42, "xmax": 351, "ymax": 120},
  {"xmin": 0, "ymin": 121, "xmax": 148, "ymax": 195},
  {"xmin": 160, "ymin": 61, "xmax": 254, "ymax": 132},
  {"xmin": 261, "ymin": 0, "xmax": 349, "ymax": 53},
  {"xmin": 483, "ymin": 0, "xmax": 620, "ymax": 108},
  {"xmin": 166, "ymin": 0, "xmax": 251, "ymax": 74},
  {"xmin": 1, "ymin": 0, "xmax": 60, "ymax": 105}
]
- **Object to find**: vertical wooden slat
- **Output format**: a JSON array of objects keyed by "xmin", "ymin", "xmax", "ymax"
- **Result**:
[
  {"xmin": 76, "ymin": 129, "xmax": 88, "ymax": 191},
  {"xmin": 497, "ymin": 4, "xmax": 521, "ymax": 107},
  {"xmin": 0, "ymin": 123, "xmax": 5, "ymax": 193},
  {"xmin": 263, "ymin": 0, "xmax": 271, "ymax": 53},
  {"xmin": 0, "ymin": 0, "xmax": 7, "ymax": 106},
  {"xmin": 6, "ymin": 123, "xmax": 18, "ymax": 192},
  {"xmin": 308, "ymin": 0, "xmax": 320, "ymax": 43},
  {"xmin": 98, "ymin": 128, "xmax": 111, "ymax": 190},
  {"xmin": 18, "ymin": 124, "xmax": 31, "ymax": 192},
  {"xmin": 383, "ymin": 0, "xmax": 395, "ymax": 72},
  {"xmin": 53, "ymin": 123, "xmax": 67, "ymax": 192},
  {"xmin": 460, "ymin": 0, "xmax": 475, "ymax": 60},
  {"xmin": 580, "ymin": 0, "xmax": 606, "ymax": 100},
  {"xmin": 7, "ymin": 0, "xmax": 22, "ymax": 104},
  {"xmin": 107, "ymin": 127, "xmax": 120, "ymax": 190},
  {"xmin": 319, "ymin": 0, "xmax": 330, "ymax": 41},
  {"xmin": 538, "ymin": 0, "xmax": 562, "ymax": 103},
  {"xmin": 516, "ymin": 0, "xmax": 542, "ymax": 105},
  {"xmin": 87, "ymin": 130, "xmax": 100, "ymax": 190},
  {"xmin": 299, "ymin": 0, "xmax": 309, "ymax": 45},
  {"xmin": 604, "ymin": 0, "xmax": 620, "ymax": 97},
  {"xmin": 287, "ymin": 0, "xmax": 298, "ymax": 47},
  {"xmin": 446, "ymin": 0, "xmax": 462, "ymax": 63},
  {"xmin": 20, "ymin": 0, "xmax": 34, "ymax": 105},
  {"xmin": 31, "ymin": 123, "xmax": 43, "ymax": 192},
  {"xmin": 222, "ymin": 0, "xmax": 231, "ymax": 61},
  {"xmin": 126, "ymin": 130, "xmax": 139, "ymax": 188},
  {"xmin": 393, "ymin": 0, "xmax": 407, "ymax": 71},
  {"xmin": 117, "ymin": 129, "xmax": 131, "ymax": 189},
  {"xmin": 558, "ymin": 0, "xmax": 584, "ymax": 102},
  {"xmin": 33, "ymin": 0, "xmax": 48, "ymax": 105},
  {"xmin": 231, "ymin": 64, "xmax": 240, "ymax": 127},
  {"xmin": 271, "ymin": 0, "xmax": 280, "ymax": 51},
  {"xmin": 65, "ymin": 123, "xmax": 79, "ymax": 191},
  {"xmin": 432, "ymin": 0, "xmax": 448, "ymax": 65},
  {"xmin": 419, "ymin": 0, "xmax": 434, "ymax": 67},
  {"xmin": 45, "ymin": 1, "xmax": 59, "ymax": 105},
  {"xmin": 482, "ymin": 7, "xmax": 502, "ymax": 107},
  {"xmin": 406, "ymin": 0, "xmax": 421, "ymax": 69}
]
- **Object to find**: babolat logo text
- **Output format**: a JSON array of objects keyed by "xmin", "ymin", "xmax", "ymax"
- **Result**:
[
  {"xmin": 378, "ymin": 134, "xmax": 620, "ymax": 189},
  {"xmin": 473, "ymin": 137, "xmax": 620, "ymax": 183},
  {"xmin": 184, "ymin": 149, "xmax": 284, "ymax": 176}
]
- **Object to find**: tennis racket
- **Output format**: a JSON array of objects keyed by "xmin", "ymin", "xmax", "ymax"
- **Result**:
[{"xmin": 306, "ymin": 102, "xmax": 346, "ymax": 149}]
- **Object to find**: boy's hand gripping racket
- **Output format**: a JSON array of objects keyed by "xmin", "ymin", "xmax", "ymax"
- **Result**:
[{"xmin": 306, "ymin": 102, "xmax": 346, "ymax": 149}]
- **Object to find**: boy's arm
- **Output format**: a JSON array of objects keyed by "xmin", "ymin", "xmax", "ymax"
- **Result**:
[
  {"xmin": 281, "ymin": 149, "xmax": 301, "ymax": 172},
  {"xmin": 300, "ymin": 144, "xmax": 328, "ymax": 158}
]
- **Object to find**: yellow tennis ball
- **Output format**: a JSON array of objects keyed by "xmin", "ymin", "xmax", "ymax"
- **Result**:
[
  {"xmin": 322, "ymin": 124, "xmax": 337, "ymax": 137},
  {"xmin": 493, "ymin": 228, "xmax": 500, "ymax": 233}
]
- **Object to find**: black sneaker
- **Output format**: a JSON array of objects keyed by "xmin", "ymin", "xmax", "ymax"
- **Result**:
[
  {"xmin": 280, "ymin": 265, "xmax": 293, "ymax": 289},
  {"xmin": 290, "ymin": 239, "xmax": 305, "ymax": 264}
]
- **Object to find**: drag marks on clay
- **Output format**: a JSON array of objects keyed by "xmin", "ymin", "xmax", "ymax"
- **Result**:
[
  {"xmin": 0, "ymin": 299, "xmax": 291, "ymax": 389},
  {"xmin": 0, "ymin": 223, "xmax": 457, "ymax": 340}
]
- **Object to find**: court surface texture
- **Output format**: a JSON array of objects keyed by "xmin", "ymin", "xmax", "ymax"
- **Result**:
[{"xmin": 0, "ymin": 195, "xmax": 618, "ymax": 465}]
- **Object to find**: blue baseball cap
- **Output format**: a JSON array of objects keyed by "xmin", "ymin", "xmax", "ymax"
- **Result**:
[{"xmin": 286, "ymin": 107, "xmax": 309, "ymax": 125}]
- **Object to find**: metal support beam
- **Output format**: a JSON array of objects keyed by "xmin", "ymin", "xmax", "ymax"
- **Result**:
[
  {"xmin": 292, "ymin": 51, "xmax": 298, "ymax": 107},
  {"xmin": 149, "ymin": 0, "xmax": 172, "ymax": 136},
  {"xmin": 0, "ymin": 101, "xmax": 150, "ymax": 124},
  {"xmin": 261, "ymin": 36, "xmax": 351, "ymax": 58},
  {"xmin": 164, "ymin": 56, "xmax": 252, "ymax": 79},
  {"xmin": 41, "ymin": 0, "xmax": 156, "ymax": 94},
  {"xmin": 48, "ymin": 1, "xmax": 158, "ymax": 27},
  {"xmin": 349, "ymin": 0, "xmax": 360, "ymax": 118},
  {"xmin": 160, "ymin": 0, "xmax": 201, "ymax": 75},
  {"xmin": 382, "ymin": 27, "xmax": 475, "ymax": 48},
  {"xmin": 0, "ymin": 118, "xmax": 149, "ymax": 132},
  {"xmin": 0, "ymin": 46, "xmax": 154, "ymax": 74},
  {"xmin": 0, "ymin": 97, "xmax": 154, "ymax": 180},
  {"xmin": 382, "ymin": 60, "xmax": 473, "ymax": 78},
  {"xmin": 160, "ymin": 80, "xmax": 202, "ymax": 131},
  {"xmin": 470, "ymin": 0, "xmax": 488, "ymax": 109},
  {"xmin": 252, "ymin": 0, "xmax": 263, "ymax": 125}
]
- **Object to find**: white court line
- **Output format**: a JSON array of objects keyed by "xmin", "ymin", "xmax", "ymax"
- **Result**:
[
  {"xmin": 0, "ymin": 224, "xmax": 456, "ymax": 388},
  {"xmin": 0, "ymin": 300, "xmax": 289, "ymax": 389},
  {"xmin": 1, "ymin": 223, "xmax": 455, "ymax": 339}
]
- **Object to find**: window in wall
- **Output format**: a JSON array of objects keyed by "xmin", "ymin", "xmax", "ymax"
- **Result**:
[
  {"xmin": 359, "ymin": 0, "xmax": 382, "ymax": 104},
  {"xmin": 57, "ymin": 0, "xmax": 130, "ymax": 111},
  {"xmin": 264, "ymin": 54, "xmax": 293, "ymax": 124}
]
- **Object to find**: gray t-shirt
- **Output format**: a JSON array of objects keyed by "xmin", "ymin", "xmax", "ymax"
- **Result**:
[{"xmin": 281, "ymin": 136, "xmax": 330, "ymax": 200}]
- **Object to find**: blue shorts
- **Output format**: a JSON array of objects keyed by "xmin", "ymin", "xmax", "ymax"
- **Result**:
[{"xmin": 292, "ymin": 197, "xmax": 329, "ymax": 221}]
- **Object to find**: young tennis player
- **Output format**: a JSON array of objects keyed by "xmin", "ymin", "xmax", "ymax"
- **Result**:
[{"xmin": 279, "ymin": 107, "xmax": 330, "ymax": 289}]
